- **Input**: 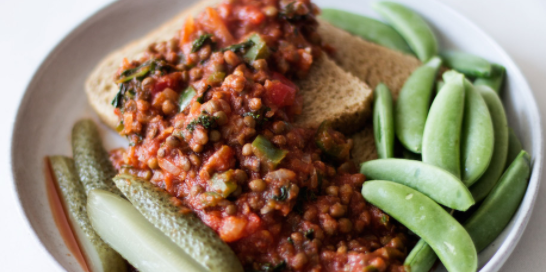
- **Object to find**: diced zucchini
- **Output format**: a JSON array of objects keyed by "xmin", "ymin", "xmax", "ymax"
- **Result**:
[
  {"xmin": 252, "ymin": 135, "xmax": 288, "ymax": 168},
  {"xmin": 243, "ymin": 34, "xmax": 270, "ymax": 63},
  {"xmin": 210, "ymin": 170, "xmax": 238, "ymax": 197}
]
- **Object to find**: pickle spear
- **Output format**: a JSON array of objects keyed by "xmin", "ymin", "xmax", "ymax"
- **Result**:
[
  {"xmin": 49, "ymin": 156, "xmax": 127, "ymax": 272},
  {"xmin": 113, "ymin": 174, "xmax": 244, "ymax": 272},
  {"xmin": 72, "ymin": 119, "xmax": 122, "ymax": 196},
  {"xmin": 87, "ymin": 189, "xmax": 207, "ymax": 272}
]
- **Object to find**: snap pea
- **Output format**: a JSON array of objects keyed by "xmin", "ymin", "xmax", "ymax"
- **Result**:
[
  {"xmin": 460, "ymin": 80, "xmax": 495, "ymax": 186},
  {"xmin": 373, "ymin": 1, "xmax": 438, "ymax": 62},
  {"xmin": 506, "ymin": 127, "xmax": 523, "ymax": 169},
  {"xmin": 404, "ymin": 239, "xmax": 437, "ymax": 272},
  {"xmin": 422, "ymin": 71, "xmax": 465, "ymax": 178},
  {"xmin": 113, "ymin": 174, "xmax": 243, "ymax": 272},
  {"xmin": 373, "ymin": 83, "xmax": 395, "ymax": 158},
  {"xmin": 395, "ymin": 56, "xmax": 442, "ymax": 153},
  {"xmin": 320, "ymin": 8, "xmax": 413, "ymax": 54},
  {"xmin": 465, "ymin": 151, "xmax": 531, "ymax": 252},
  {"xmin": 72, "ymin": 119, "xmax": 122, "ymax": 196},
  {"xmin": 441, "ymin": 51, "xmax": 492, "ymax": 78},
  {"xmin": 474, "ymin": 64, "xmax": 506, "ymax": 94},
  {"xmin": 49, "ymin": 156, "xmax": 127, "ymax": 272},
  {"xmin": 362, "ymin": 180, "xmax": 477, "ymax": 272},
  {"xmin": 469, "ymin": 85, "xmax": 509, "ymax": 202},
  {"xmin": 360, "ymin": 159, "xmax": 474, "ymax": 211}
]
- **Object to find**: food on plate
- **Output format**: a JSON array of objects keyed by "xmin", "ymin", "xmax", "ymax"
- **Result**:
[
  {"xmin": 460, "ymin": 79, "xmax": 495, "ymax": 186},
  {"xmin": 422, "ymin": 71, "xmax": 466, "ymax": 178},
  {"xmin": 506, "ymin": 127, "xmax": 524, "ymax": 169},
  {"xmin": 361, "ymin": 180, "xmax": 478, "ymax": 272},
  {"xmin": 372, "ymin": 1, "xmax": 438, "ymax": 62},
  {"xmin": 469, "ymin": 85, "xmax": 509, "ymax": 202},
  {"xmin": 113, "ymin": 174, "xmax": 243, "ymax": 271},
  {"xmin": 44, "ymin": 1, "xmax": 533, "ymax": 272},
  {"xmin": 360, "ymin": 159, "xmax": 474, "ymax": 211},
  {"xmin": 441, "ymin": 51, "xmax": 492, "ymax": 78},
  {"xmin": 394, "ymin": 56, "xmax": 442, "ymax": 153},
  {"xmin": 320, "ymin": 8, "xmax": 412, "ymax": 54},
  {"xmin": 464, "ymin": 151, "xmax": 530, "ymax": 252},
  {"xmin": 72, "ymin": 119, "xmax": 123, "ymax": 196},
  {"xmin": 474, "ymin": 63, "xmax": 506, "ymax": 93},
  {"xmin": 48, "ymin": 156, "xmax": 127, "ymax": 272},
  {"xmin": 372, "ymin": 83, "xmax": 395, "ymax": 159},
  {"xmin": 87, "ymin": 189, "xmax": 209, "ymax": 272}
]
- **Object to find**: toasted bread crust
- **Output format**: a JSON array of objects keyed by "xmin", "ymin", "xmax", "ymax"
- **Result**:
[
  {"xmin": 85, "ymin": 0, "xmax": 220, "ymax": 130},
  {"xmin": 85, "ymin": 0, "xmax": 373, "ymax": 134},
  {"xmin": 318, "ymin": 19, "xmax": 421, "ymax": 100}
]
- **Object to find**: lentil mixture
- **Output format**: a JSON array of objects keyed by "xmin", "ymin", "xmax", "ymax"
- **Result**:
[{"xmin": 110, "ymin": 0, "xmax": 413, "ymax": 271}]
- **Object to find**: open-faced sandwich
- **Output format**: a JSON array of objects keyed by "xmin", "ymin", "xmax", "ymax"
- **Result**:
[{"xmin": 47, "ymin": 1, "xmax": 531, "ymax": 272}]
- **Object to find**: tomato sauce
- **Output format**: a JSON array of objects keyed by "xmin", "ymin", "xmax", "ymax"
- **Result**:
[{"xmin": 110, "ymin": 0, "xmax": 413, "ymax": 271}]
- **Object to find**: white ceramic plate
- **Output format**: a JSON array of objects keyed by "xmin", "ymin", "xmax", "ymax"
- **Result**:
[{"xmin": 10, "ymin": 0, "xmax": 543, "ymax": 271}]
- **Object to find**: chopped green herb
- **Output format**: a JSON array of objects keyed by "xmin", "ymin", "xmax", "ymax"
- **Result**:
[
  {"xmin": 186, "ymin": 114, "xmax": 218, "ymax": 132},
  {"xmin": 278, "ymin": 1, "xmax": 309, "ymax": 22},
  {"xmin": 243, "ymin": 34, "xmax": 271, "ymax": 63},
  {"xmin": 381, "ymin": 214, "xmax": 389, "ymax": 225},
  {"xmin": 179, "ymin": 86, "xmax": 197, "ymax": 112},
  {"xmin": 116, "ymin": 59, "xmax": 175, "ymax": 84},
  {"xmin": 287, "ymin": 237, "xmax": 294, "ymax": 244},
  {"xmin": 273, "ymin": 186, "xmax": 288, "ymax": 201},
  {"xmin": 304, "ymin": 229, "xmax": 315, "ymax": 240},
  {"xmin": 191, "ymin": 34, "xmax": 214, "ymax": 53},
  {"xmin": 242, "ymin": 107, "xmax": 271, "ymax": 126},
  {"xmin": 221, "ymin": 39, "xmax": 255, "ymax": 53}
]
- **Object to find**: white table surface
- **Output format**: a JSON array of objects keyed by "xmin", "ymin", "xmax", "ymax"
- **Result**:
[{"xmin": 1, "ymin": 0, "xmax": 545, "ymax": 271}]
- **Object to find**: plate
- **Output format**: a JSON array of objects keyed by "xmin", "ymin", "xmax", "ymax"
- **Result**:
[{"xmin": 10, "ymin": 0, "xmax": 543, "ymax": 271}]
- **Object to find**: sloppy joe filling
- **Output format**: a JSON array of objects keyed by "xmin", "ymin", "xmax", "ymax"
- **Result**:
[{"xmin": 110, "ymin": 0, "xmax": 413, "ymax": 271}]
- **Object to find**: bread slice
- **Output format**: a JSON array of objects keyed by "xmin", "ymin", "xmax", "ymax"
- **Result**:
[
  {"xmin": 350, "ymin": 124, "xmax": 377, "ymax": 165},
  {"xmin": 318, "ymin": 19, "xmax": 421, "ymax": 99},
  {"xmin": 85, "ymin": 0, "xmax": 373, "ymax": 134},
  {"xmin": 85, "ymin": 0, "xmax": 220, "ymax": 130},
  {"xmin": 294, "ymin": 54, "xmax": 372, "ymax": 134}
]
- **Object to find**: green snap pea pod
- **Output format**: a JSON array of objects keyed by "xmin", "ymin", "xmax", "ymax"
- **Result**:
[
  {"xmin": 113, "ymin": 174, "xmax": 243, "ymax": 272},
  {"xmin": 72, "ymin": 119, "xmax": 122, "ymax": 196},
  {"xmin": 404, "ymin": 239, "xmax": 437, "ymax": 272},
  {"xmin": 87, "ymin": 189, "xmax": 207, "ymax": 272},
  {"xmin": 470, "ymin": 86, "xmax": 509, "ymax": 202},
  {"xmin": 373, "ymin": 1, "xmax": 438, "ymax": 62},
  {"xmin": 362, "ymin": 180, "xmax": 477, "ymax": 272},
  {"xmin": 465, "ymin": 151, "xmax": 531, "ymax": 252},
  {"xmin": 441, "ymin": 51, "xmax": 492, "ymax": 78},
  {"xmin": 506, "ymin": 127, "xmax": 523, "ymax": 169},
  {"xmin": 422, "ymin": 71, "xmax": 465, "ymax": 178},
  {"xmin": 460, "ymin": 80, "xmax": 495, "ymax": 186},
  {"xmin": 49, "ymin": 156, "xmax": 127, "ymax": 272},
  {"xmin": 320, "ymin": 8, "xmax": 413, "ymax": 54},
  {"xmin": 360, "ymin": 159, "xmax": 474, "ymax": 210},
  {"xmin": 373, "ymin": 83, "xmax": 395, "ymax": 158},
  {"xmin": 474, "ymin": 64, "xmax": 506, "ymax": 94},
  {"xmin": 395, "ymin": 56, "xmax": 442, "ymax": 153}
]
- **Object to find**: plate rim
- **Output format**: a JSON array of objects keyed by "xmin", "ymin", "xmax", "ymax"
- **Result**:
[{"xmin": 9, "ymin": 0, "xmax": 544, "ymax": 271}]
